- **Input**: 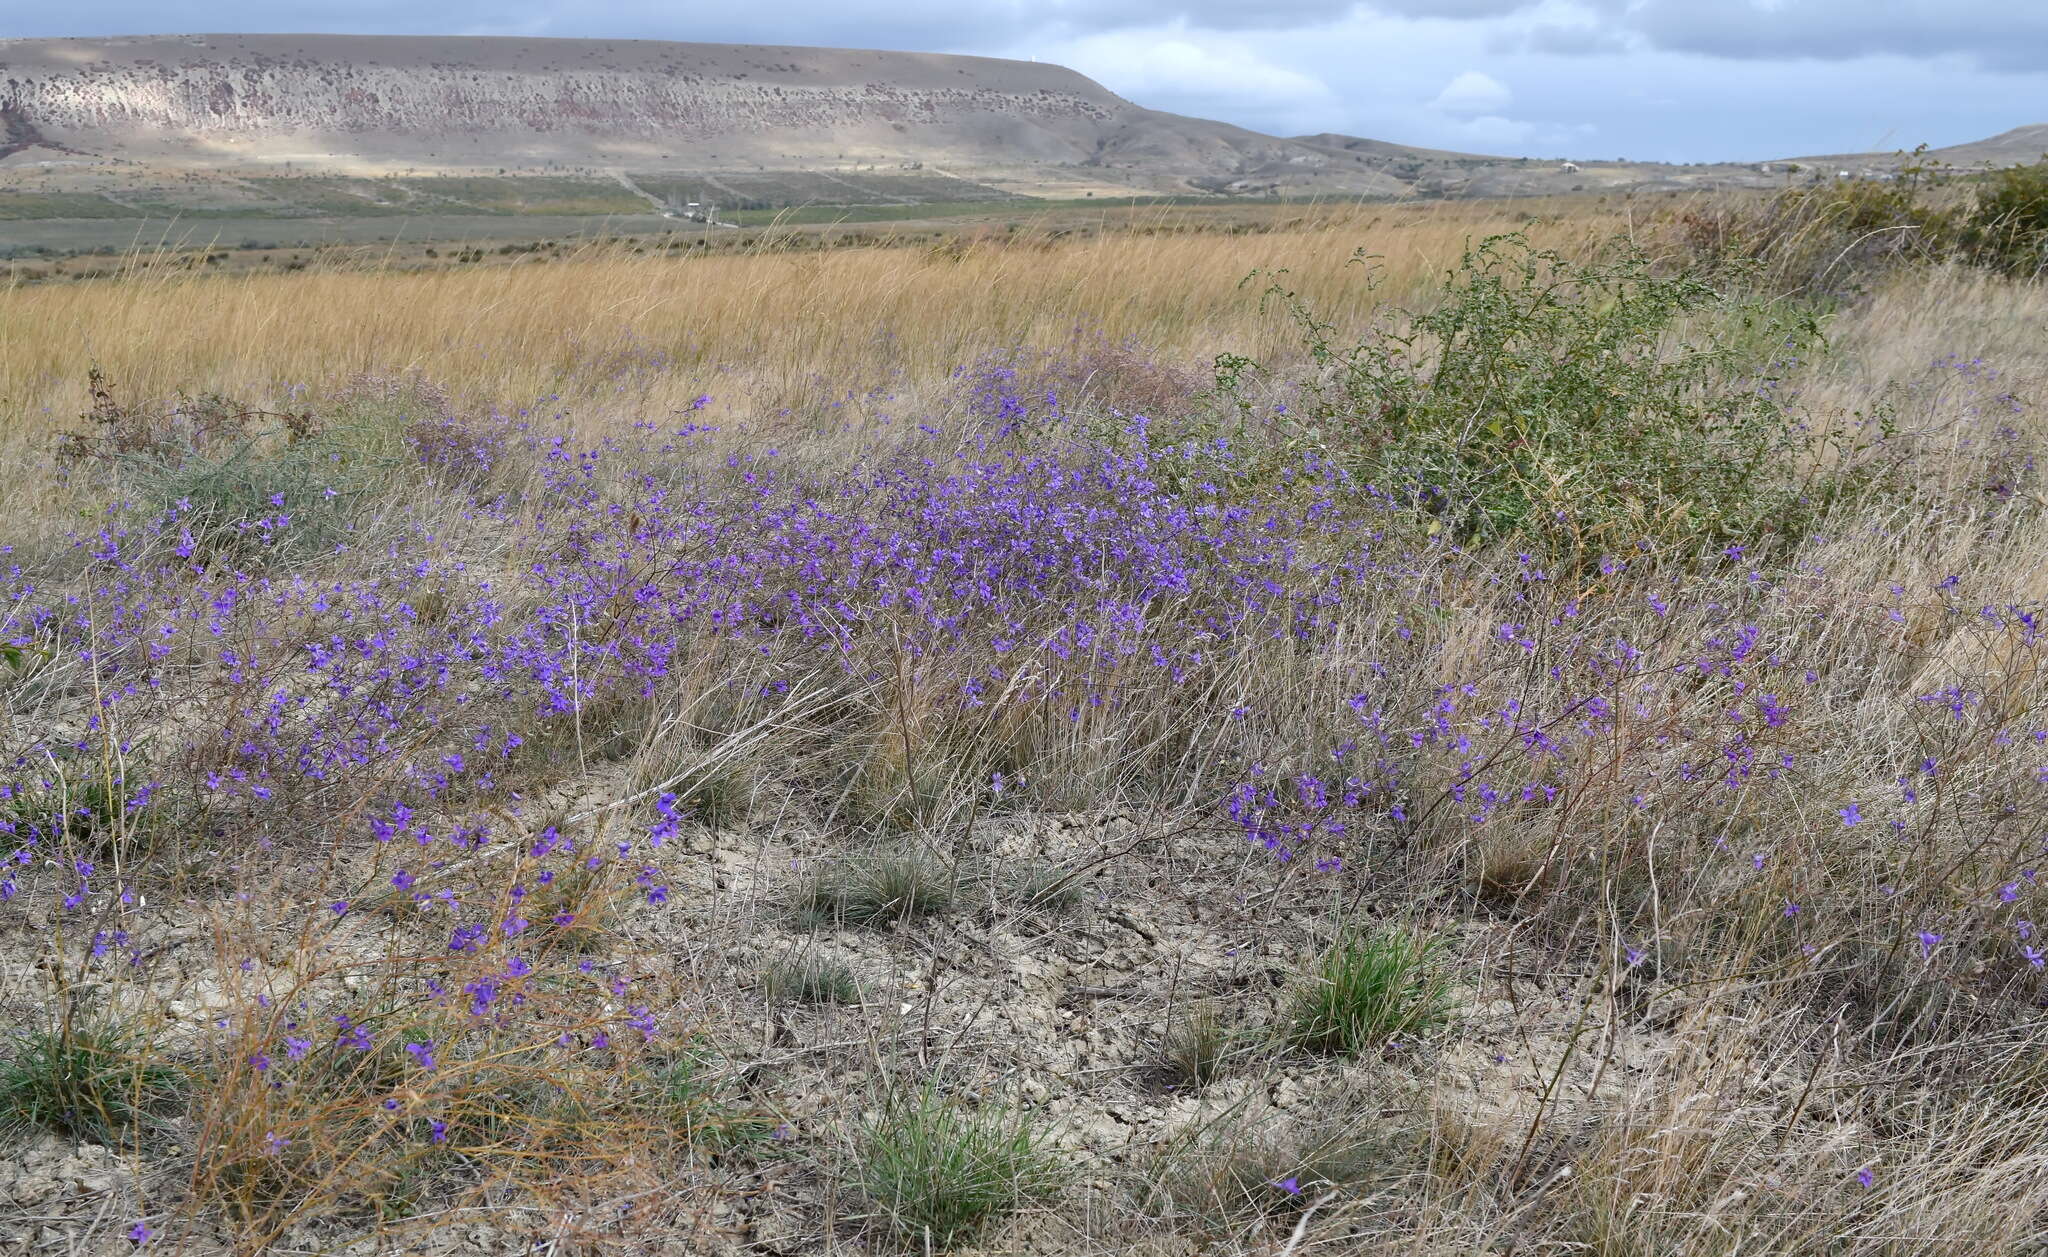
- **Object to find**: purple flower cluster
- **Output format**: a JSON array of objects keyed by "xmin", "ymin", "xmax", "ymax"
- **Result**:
[{"xmin": 3, "ymin": 345, "xmax": 2044, "ymax": 1094}]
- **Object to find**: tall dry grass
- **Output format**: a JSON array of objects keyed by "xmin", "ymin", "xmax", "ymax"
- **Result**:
[{"xmin": 0, "ymin": 199, "xmax": 1629, "ymax": 440}]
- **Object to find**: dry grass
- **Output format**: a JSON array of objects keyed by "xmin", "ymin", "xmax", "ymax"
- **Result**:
[
  {"xmin": 4, "ymin": 195, "xmax": 2048, "ymax": 1255},
  {"xmin": 0, "ymin": 199, "xmax": 1627, "ymax": 444}
]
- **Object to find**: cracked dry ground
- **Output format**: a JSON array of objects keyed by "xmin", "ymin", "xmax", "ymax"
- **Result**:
[{"xmin": 0, "ymin": 791, "xmax": 1673, "ymax": 1257}]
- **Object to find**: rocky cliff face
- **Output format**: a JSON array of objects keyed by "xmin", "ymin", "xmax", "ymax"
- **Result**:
[
  {"xmin": 0, "ymin": 34, "xmax": 1417, "ymax": 195},
  {"xmin": 0, "ymin": 35, "xmax": 1137, "ymax": 168},
  {"xmin": 0, "ymin": 36, "xmax": 1131, "ymax": 168}
]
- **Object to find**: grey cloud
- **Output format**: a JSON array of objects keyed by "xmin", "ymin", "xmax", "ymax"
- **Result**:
[
  {"xmin": 1520, "ymin": 22, "xmax": 1630, "ymax": 56},
  {"xmin": 12, "ymin": 0, "xmax": 1365, "ymax": 44},
  {"xmin": 1361, "ymin": 0, "xmax": 1535, "ymax": 16},
  {"xmin": 1365, "ymin": 0, "xmax": 2048, "ymax": 73},
  {"xmin": 10, "ymin": 2, "xmax": 1040, "ymax": 51},
  {"xmin": 1623, "ymin": 1, "xmax": 2048, "ymax": 74},
  {"xmin": 1048, "ymin": 0, "xmax": 1364, "ymax": 31}
]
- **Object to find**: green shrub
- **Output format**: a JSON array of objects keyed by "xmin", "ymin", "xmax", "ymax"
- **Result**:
[
  {"xmin": 855, "ymin": 1091, "xmax": 1062, "ymax": 1249},
  {"xmin": 1284, "ymin": 924, "xmax": 1452, "ymax": 1057},
  {"xmin": 1217, "ymin": 234, "xmax": 1849, "ymax": 558},
  {"xmin": 0, "ymin": 1021, "xmax": 182, "ymax": 1141},
  {"xmin": 56, "ymin": 369, "xmax": 413, "ymax": 565},
  {"xmin": 1960, "ymin": 162, "xmax": 2048, "ymax": 276}
]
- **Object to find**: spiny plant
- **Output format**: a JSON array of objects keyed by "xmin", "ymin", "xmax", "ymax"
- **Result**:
[
  {"xmin": 1284, "ymin": 924, "xmax": 1453, "ymax": 1057},
  {"xmin": 854, "ymin": 1089, "xmax": 1063, "ymax": 1250}
]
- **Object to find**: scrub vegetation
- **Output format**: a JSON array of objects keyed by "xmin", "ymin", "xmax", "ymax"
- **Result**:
[{"xmin": 2, "ymin": 175, "xmax": 2048, "ymax": 1253}]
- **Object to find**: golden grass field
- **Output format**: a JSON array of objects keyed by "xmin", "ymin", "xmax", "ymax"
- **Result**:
[{"xmin": 0, "ymin": 200, "xmax": 1632, "ymax": 428}]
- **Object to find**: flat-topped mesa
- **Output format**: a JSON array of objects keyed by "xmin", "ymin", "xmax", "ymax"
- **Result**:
[{"xmin": 0, "ymin": 34, "xmax": 1147, "ymax": 169}]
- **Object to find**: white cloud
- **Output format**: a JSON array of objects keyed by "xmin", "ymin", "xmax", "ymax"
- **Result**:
[
  {"xmin": 1037, "ymin": 28, "xmax": 1343, "ymax": 133},
  {"xmin": 1450, "ymin": 114, "xmax": 1537, "ymax": 145},
  {"xmin": 1429, "ymin": 69, "xmax": 1512, "ymax": 116}
]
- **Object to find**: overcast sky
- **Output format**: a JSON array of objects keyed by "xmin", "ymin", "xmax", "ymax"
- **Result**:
[{"xmin": 10, "ymin": 2, "xmax": 2044, "ymax": 162}]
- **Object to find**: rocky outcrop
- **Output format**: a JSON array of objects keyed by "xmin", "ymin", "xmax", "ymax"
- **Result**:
[{"xmin": 0, "ymin": 34, "xmax": 1404, "ymax": 195}]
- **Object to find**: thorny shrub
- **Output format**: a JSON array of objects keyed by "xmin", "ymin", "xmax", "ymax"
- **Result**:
[{"xmin": 1209, "ymin": 235, "xmax": 1877, "ymax": 558}]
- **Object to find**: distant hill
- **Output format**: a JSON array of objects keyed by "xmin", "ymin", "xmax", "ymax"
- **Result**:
[
  {"xmin": 1288, "ymin": 132, "xmax": 1779, "ymax": 198},
  {"xmin": 0, "ymin": 33, "xmax": 1407, "ymax": 198},
  {"xmin": 0, "ymin": 35, "xmax": 2037, "ymax": 206},
  {"xmin": 1791, "ymin": 125, "xmax": 2048, "ymax": 173}
]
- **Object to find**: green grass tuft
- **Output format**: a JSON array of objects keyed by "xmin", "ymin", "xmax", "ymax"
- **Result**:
[
  {"xmin": 0, "ymin": 1021, "xmax": 183, "ymax": 1141},
  {"xmin": 789, "ymin": 853, "xmax": 953, "ymax": 928},
  {"xmin": 1153, "ymin": 1004, "xmax": 1253, "ymax": 1091},
  {"xmin": 1284, "ymin": 924, "xmax": 1453, "ymax": 1057},
  {"xmin": 855, "ymin": 1090, "xmax": 1063, "ymax": 1250},
  {"xmin": 1138, "ymin": 1105, "xmax": 1413, "ymax": 1232},
  {"xmin": 760, "ymin": 955, "xmax": 863, "ymax": 1005}
]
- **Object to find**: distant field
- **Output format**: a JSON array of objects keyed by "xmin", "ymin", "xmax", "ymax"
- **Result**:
[
  {"xmin": 0, "ymin": 188, "xmax": 1487, "ymax": 272},
  {"xmin": 0, "ymin": 192, "xmax": 1499, "ymax": 277},
  {"xmin": 0, "ymin": 212, "xmax": 683, "ymax": 256},
  {"xmin": 0, "ymin": 175, "xmax": 653, "ymax": 222},
  {"xmin": 3, "ymin": 198, "xmax": 1601, "ymax": 420},
  {"xmin": 627, "ymin": 168, "xmax": 1024, "ymax": 211},
  {"xmin": 0, "ymin": 169, "xmax": 1033, "ymax": 227},
  {"xmin": 722, "ymin": 193, "xmax": 1277, "ymax": 226}
]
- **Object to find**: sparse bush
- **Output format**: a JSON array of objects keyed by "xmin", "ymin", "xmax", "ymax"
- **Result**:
[
  {"xmin": 1669, "ymin": 161, "xmax": 2048, "ymax": 292},
  {"xmin": 55, "ymin": 368, "xmax": 395, "ymax": 562},
  {"xmin": 55, "ymin": 365, "xmax": 315, "ymax": 469},
  {"xmin": 1284, "ymin": 925, "xmax": 1453, "ymax": 1057},
  {"xmin": 1667, "ymin": 176, "xmax": 1953, "ymax": 297},
  {"xmin": 1960, "ymin": 162, "xmax": 2048, "ymax": 276},
  {"xmin": 855, "ymin": 1090, "xmax": 1062, "ymax": 1250}
]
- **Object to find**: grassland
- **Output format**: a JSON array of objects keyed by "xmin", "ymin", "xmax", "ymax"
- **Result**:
[{"xmin": 1, "ymin": 187, "xmax": 2047, "ymax": 1256}]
